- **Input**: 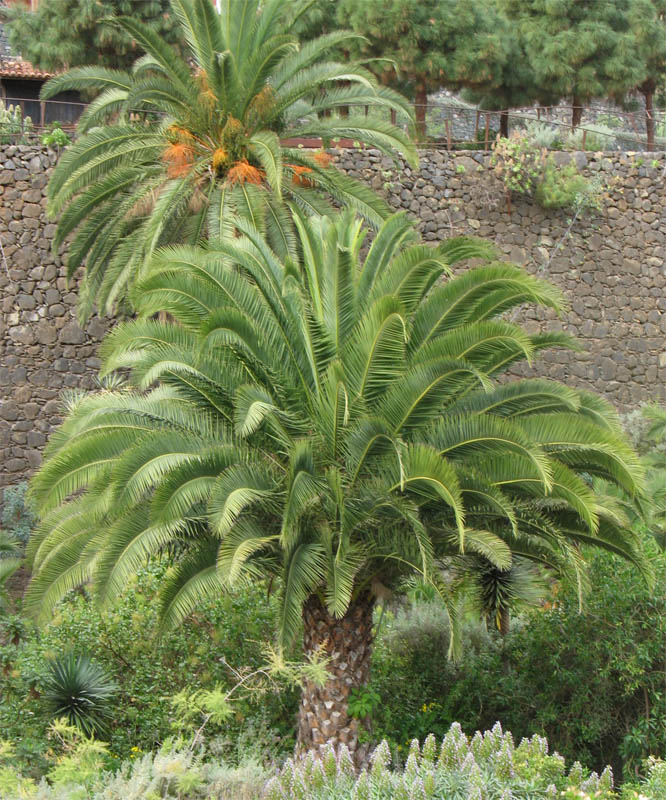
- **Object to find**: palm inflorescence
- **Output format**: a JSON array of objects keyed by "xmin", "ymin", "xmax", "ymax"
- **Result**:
[
  {"xmin": 42, "ymin": 0, "xmax": 416, "ymax": 320},
  {"xmin": 27, "ymin": 210, "xmax": 648, "ymax": 651}
]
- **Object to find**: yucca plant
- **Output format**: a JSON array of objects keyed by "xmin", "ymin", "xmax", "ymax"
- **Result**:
[
  {"xmin": 43, "ymin": 652, "xmax": 118, "ymax": 737},
  {"xmin": 27, "ymin": 211, "xmax": 648, "ymax": 763},
  {"xmin": 41, "ymin": 0, "xmax": 416, "ymax": 320}
]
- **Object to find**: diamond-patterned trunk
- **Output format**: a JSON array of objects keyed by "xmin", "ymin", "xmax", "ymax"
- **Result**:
[{"xmin": 297, "ymin": 593, "xmax": 375, "ymax": 767}]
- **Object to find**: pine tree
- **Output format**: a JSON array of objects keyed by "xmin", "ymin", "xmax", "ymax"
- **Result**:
[
  {"xmin": 502, "ymin": 0, "xmax": 645, "ymax": 129},
  {"xmin": 628, "ymin": 0, "xmax": 666, "ymax": 150},
  {"xmin": 463, "ymin": 7, "xmax": 551, "ymax": 138},
  {"xmin": 339, "ymin": 0, "xmax": 507, "ymax": 140},
  {"xmin": 3, "ymin": 0, "xmax": 179, "ymax": 72}
]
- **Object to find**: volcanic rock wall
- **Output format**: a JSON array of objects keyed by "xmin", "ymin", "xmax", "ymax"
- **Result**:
[{"xmin": 2, "ymin": 145, "xmax": 666, "ymax": 487}]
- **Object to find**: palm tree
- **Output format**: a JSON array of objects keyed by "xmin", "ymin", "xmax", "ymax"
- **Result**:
[
  {"xmin": 27, "ymin": 211, "xmax": 648, "ymax": 763},
  {"xmin": 42, "ymin": 0, "xmax": 416, "ymax": 320},
  {"xmin": 457, "ymin": 555, "xmax": 547, "ymax": 636}
]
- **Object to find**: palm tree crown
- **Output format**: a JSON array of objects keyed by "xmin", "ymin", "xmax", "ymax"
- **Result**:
[
  {"xmin": 28, "ymin": 211, "xmax": 647, "ymax": 757},
  {"xmin": 42, "ymin": 0, "xmax": 416, "ymax": 320}
]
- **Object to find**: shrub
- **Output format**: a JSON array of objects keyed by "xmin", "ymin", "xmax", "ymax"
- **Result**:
[
  {"xmin": 623, "ymin": 758, "xmax": 666, "ymax": 799},
  {"xmin": 0, "ymin": 564, "xmax": 296, "ymax": 775},
  {"xmin": 15, "ymin": 725, "xmax": 666, "ymax": 800},
  {"xmin": 565, "ymin": 124, "xmax": 618, "ymax": 151},
  {"xmin": 1, "ymin": 483, "xmax": 34, "ymax": 547},
  {"xmin": 367, "ymin": 539, "xmax": 666, "ymax": 780},
  {"xmin": 40, "ymin": 122, "xmax": 70, "ymax": 149},
  {"xmin": 491, "ymin": 131, "xmax": 601, "ymax": 213},
  {"xmin": 265, "ymin": 726, "xmax": 617, "ymax": 800},
  {"xmin": 0, "ymin": 103, "xmax": 32, "ymax": 145},
  {"xmin": 535, "ymin": 163, "xmax": 603, "ymax": 211},
  {"xmin": 522, "ymin": 120, "xmax": 565, "ymax": 150},
  {"xmin": 491, "ymin": 130, "xmax": 547, "ymax": 196}
]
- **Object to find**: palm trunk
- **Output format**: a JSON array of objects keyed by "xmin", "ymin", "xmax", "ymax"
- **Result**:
[
  {"xmin": 499, "ymin": 606, "xmax": 510, "ymax": 637},
  {"xmin": 340, "ymin": 76, "xmax": 351, "ymax": 117},
  {"xmin": 297, "ymin": 593, "xmax": 375, "ymax": 767},
  {"xmin": 415, "ymin": 81, "xmax": 428, "ymax": 142},
  {"xmin": 643, "ymin": 82, "xmax": 656, "ymax": 151},
  {"xmin": 571, "ymin": 95, "xmax": 583, "ymax": 130}
]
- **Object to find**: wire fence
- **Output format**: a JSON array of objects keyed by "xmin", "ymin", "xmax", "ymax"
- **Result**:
[
  {"xmin": 416, "ymin": 101, "xmax": 664, "ymax": 151},
  {"xmin": 0, "ymin": 96, "xmax": 662, "ymax": 152},
  {"xmin": 1, "ymin": 96, "xmax": 85, "ymax": 131}
]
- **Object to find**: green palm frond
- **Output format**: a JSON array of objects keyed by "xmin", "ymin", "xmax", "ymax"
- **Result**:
[
  {"xmin": 43, "ymin": 0, "xmax": 416, "ymax": 320},
  {"xmin": 29, "ymin": 210, "xmax": 646, "ymax": 657}
]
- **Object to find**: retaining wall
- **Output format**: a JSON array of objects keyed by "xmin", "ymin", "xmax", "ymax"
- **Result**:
[{"xmin": 2, "ymin": 145, "xmax": 666, "ymax": 487}]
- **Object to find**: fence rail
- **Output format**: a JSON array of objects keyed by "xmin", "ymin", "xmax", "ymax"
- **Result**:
[
  {"xmin": 0, "ymin": 96, "xmax": 661, "ymax": 152},
  {"xmin": 2, "ymin": 96, "xmax": 85, "ymax": 130}
]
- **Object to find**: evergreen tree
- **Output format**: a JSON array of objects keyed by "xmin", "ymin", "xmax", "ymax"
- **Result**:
[
  {"xmin": 339, "ymin": 0, "xmax": 507, "ymax": 140},
  {"xmin": 629, "ymin": 0, "xmax": 666, "ymax": 150},
  {"xmin": 463, "ymin": 8, "xmax": 549, "ymax": 138},
  {"xmin": 3, "ymin": 0, "xmax": 179, "ymax": 73},
  {"xmin": 503, "ymin": 0, "xmax": 645, "ymax": 129}
]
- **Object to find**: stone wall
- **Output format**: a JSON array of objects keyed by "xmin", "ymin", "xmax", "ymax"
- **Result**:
[
  {"xmin": 338, "ymin": 148, "xmax": 666, "ymax": 408},
  {"xmin": 0, "ymin": 145, "xmax": 107, "ymax": 487},
  {"xmin": 2, "ymin": 145, "xmax": 666, "ymax": 487}
]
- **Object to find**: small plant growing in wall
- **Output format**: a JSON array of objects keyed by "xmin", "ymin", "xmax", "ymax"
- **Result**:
[
  {"xmin": 381, "ymin": 168, "xmax": 394, "ymax": 192},
  {"xmin": 535, "ymin": 163, "xmax": 601, "ymax": 210},
  {"xmin": 41, "ymin": 122, "xmax": 70, "ymax": 149},
  {"xmin": 492, "ymin": 131, "xmax": 603, "ymax": 219},
  {"xmin": 543, "ymin": 174, "xmax": 608, "ymax": 271},
  {"xmin": 491, "ymin": 131, "xmax": 548, "ymax": 211}
]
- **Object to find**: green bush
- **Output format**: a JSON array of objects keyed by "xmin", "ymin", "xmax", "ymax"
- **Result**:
[
  {"xmin": 522, "ymin": 120, "xmax": 565, "ymax": 150},
  {"xmin": 4, "ymin": 728, "xmax": 666, "ymax": 800},
  {"xmin": 491, "ymin": 131, "xmax": 601, "ymax": 212},
  {"xmin": 265, "ymin": 727, "xmax": 616, "ymax": 799},
  {"xmin": 0, "ymin": 736, "xmax": 269, "ymax": 800},
  {"xmin": 40, "ymin": 122, "xmax": 70, "ymax": 149},
  {"xmin": 0, "ymin": 564, "xmax": 296, "ymax": 776},
  {"xmin": 565, "ymin": 124, "xmax": 618, "ymax": 151},
  {"xmin": 366, "ymin": 540, "xmax": 666, "ymax": 780},
  {"xmin": 534, "ymin": 162, "xmax": 602, "ymax": 210},
  {"xmin": 491, "ymin": 130, "xmax": 547, "ymax": 196},
  {"xmin": 1, "ymin": 483, "xmax": 35, "ymax": 547}
]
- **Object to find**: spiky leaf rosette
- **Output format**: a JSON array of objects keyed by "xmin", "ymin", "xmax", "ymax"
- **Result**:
[
  {"xmin": 42, "ymin": 0, "xmax": 417, "ymax": 321},
  {"xmin": 43, "ymin": 651, "xmax": 118, "ymax": 737},
  {"xmin": 28, "ymin": 212, "xmax": 648, "ymax": 653}
]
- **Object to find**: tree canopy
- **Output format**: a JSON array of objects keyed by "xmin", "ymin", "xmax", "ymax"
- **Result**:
[
  {"xmin": 41, "ymin": 0, "xmax": 415, "ymax": 321},
  {"xmin": 502, "ymin": 0, "xmax": 645, "ymax": 128},
  {"xmin": 3, "ymin": 0, "xmax": 179, "ymax": 73},
  {"xmin": 27, "ymin": 208, "xmax": 648, "ymax": 760},
  {"xmin": 339, "ymin": 0, "xmax": 507, "ymax": 139},
  {"xmin": 462, "ymin": 4, "xmax": 548, "ymax": 138},
  {"xmin": 628, "ymin": 0, "xmax": 666, "ymax": 150}
]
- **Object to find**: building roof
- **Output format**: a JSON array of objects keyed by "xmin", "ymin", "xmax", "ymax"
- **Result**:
[
  {"xmin": 0, "ymin": 6, "xmax": 51, "ymax": 81},
  {"xmin": 0, "ymin": 57, "xmax": 51, "ymax": 79}
]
